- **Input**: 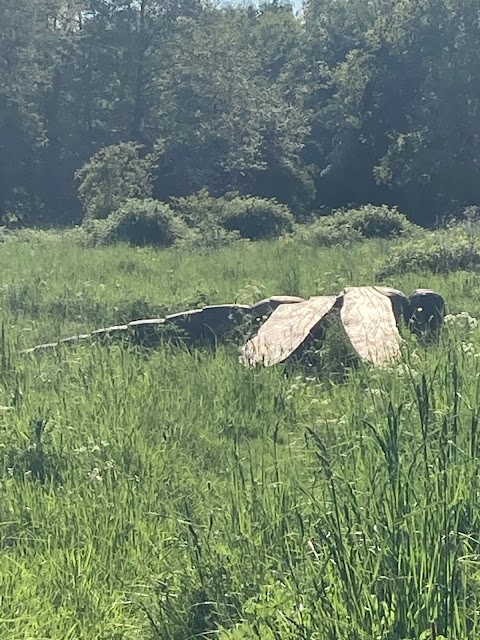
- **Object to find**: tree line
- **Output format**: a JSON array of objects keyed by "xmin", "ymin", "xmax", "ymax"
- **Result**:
[{"xmin": 1, "ymin": 0, "xmax": 479, "ymax": 227}]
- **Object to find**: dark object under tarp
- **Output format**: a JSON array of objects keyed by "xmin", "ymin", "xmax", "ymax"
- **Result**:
[
  {"xmin": 22, "ymin": 285, "xmax": 445, "ymax": 367},
  {"xmin": 407, "ymin": 289, "xmax": 446, "ymax": 342}
]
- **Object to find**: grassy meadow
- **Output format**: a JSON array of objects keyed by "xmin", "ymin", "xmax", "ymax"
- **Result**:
[{"xmin": 2, "ymin": 235, "xmax": 480, "ymax": 638}]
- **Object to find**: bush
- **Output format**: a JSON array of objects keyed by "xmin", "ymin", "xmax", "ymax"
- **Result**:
[
  {"xmin": 72, "ymin": 219, "xmax": 111, "ymax": 247},
  {"xmin": 172, "ymin": 192, "xmax": 293, "ymax": 243},
  {"xmin": 101, "ymin": 199, "xmax": 188, "ymax": 247},
  {"xmin": 171, "ymin": 189, "xmax": 241, "ymax": 250},
  {"xmin": 298, "ymin": 204, "xmax": 414, "ymax": 247},
  {"xmin": 76, "ymin": 142, "xmax": 159, "ymax": 220},
  {"xmin": 377, "ymin": 230, "xmax": 480, "ymax": 277},
  {"xmin": 171, "ymin": 189, "xmax": 227, "ymax": 228},
  {"xmin": 346, "ymin": 204, "xmax": 413, "ymax": 238},
  {"xmin": 221, "ymin": 196, "xmax": 294, "ymax": 240},
  {"xmin": 297, "ymin": 218, "xmax": 363, "ymax": 246},
  {"xmin": 0, "ymin": 227, "xmax": 66, "ymax": 244}
]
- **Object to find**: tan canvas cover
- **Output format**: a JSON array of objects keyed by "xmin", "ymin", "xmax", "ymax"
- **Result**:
[
  {"xmin": 340, "ymin": 286, "xmax": 402, "ymax": 366},
  {"xmin": 241, "ymin": 296, "xmax": 336, "ymax": 367}
]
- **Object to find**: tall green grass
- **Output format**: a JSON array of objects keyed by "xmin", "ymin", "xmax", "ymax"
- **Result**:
[{"xmin": 1, "ymin": 236, "xmax": 480, "ymax": 638}]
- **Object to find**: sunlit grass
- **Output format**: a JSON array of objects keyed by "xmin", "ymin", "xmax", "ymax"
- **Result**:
[{"xmin": 1, "ymin": 237, "xmax": 480, "ymax": 638}]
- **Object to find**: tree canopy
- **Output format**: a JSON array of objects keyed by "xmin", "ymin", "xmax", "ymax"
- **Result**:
[{"xmin": 1, "ymin": 0, "xmax": 479, "ymax": 226}]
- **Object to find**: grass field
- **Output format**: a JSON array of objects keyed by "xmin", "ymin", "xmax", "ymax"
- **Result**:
[{"xmin": 2, "ymin": 235, "xmax": 480, "ymax": 639}]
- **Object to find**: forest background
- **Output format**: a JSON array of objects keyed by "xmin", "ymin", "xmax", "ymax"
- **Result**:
[{"xmin": 2, "ymin": 0, "xmax": 479, "ymax": 229}]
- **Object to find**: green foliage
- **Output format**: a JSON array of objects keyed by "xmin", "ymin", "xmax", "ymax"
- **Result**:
[
  {"xmin": 176, "ymin": 225, "xmax": 241, "ymax": 253},
  {"xmin": 378, "ymin": 228, "xmax": 480, "ymax": 277},
  {"xmin": 76, "ymin": 143, "xmax": 158, "ymax": 221},
  {"xmin": 148, "ymin": 7, "xmax": 310, "ymax": 207},
  {"xmin": 297, "ymin": 217, "xmax": 364, "ymax": 246},
  {"xmin": 171, "ymin": 191, "xmax": 297, "ymax": 248},
  {"xmin": 0, "ymin": 227, "xmax": 67, "ymax": 244},
  {"xmin": 346, "ymin": 204, "xmax": 414, "ymax": 238},
  {"xmin": 3, "ymin": 234, "xmax": 480, "ymax": 637},
  {"xmin": 221, "ymin": 196, "xmax": 294, "ymax": 240},
  {"xmin": 0, "ymin": 0, "xmax": 57, "ymax": 223},
  {"xmin": 101, "ymin": 198, "xmax": 188, "ymax": 247},
  {"xmin": 299, "ymin": 205, "xmax": 413, "ymax": 246},
  {"xmin": 171, "ymin": 189, "xmax": 227, "ymax": 228},
  {"xmin": 3, "ymin": 0, "xmax": 480, "ymax": 225},
  {"xmin": 73, "ymin": 219, "xmax": 111, "ymax": 248}
]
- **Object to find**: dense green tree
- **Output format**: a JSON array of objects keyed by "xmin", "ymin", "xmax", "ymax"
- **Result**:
[
  {"xmin": 372, "ymin": 0, "xmax": 480, "ymax": 218},
  {"xmin": 143, "ymin": 3, "xmax": 312, "ymax": 211},
  {"xmin": 1, "ymin": 0, "xmax": 480, "ymax": 226},
  {"xmin": 0, "ymin": 0, "xmax": 56, "ymax": 221},
  {"xmin": 304, "ymin": 0, "xmax": 480, "ymax": 222},
  {"xmin": 75, "ymin": 141, "xmax": 159, "ymax": 220}
]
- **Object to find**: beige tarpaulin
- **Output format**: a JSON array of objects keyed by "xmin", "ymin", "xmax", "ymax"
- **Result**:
[
  {"xmin": 240, "ymin": 296, "xmax": 337, "ymax": 367},
  {"xmin": 340, "ymin": 286, "xmax": 402, "ymax": 366}
]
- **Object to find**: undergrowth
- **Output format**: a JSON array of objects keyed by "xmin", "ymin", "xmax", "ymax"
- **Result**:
[{"xmin": 0, "ymin": 234, "xmax": 479, "ymax": 638}]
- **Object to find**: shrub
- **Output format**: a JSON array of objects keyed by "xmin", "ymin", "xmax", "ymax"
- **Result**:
[
  {"xmin": 0, "ymin": 227, "xmax": 66, "ymax": 244},
  {"xmin": 297, "ymin": 218, "xmax": 363, "ymax": 246},
  {"xmin": 342, "ymin": 204, "xmax": 413, "ymax": 238},
  {"xmin": 102, "ymin": 199, "xmax": 188, "ymax": 247},
  {"xmin": 70, "ymin": 219, "xmax": 111, "ymax": 247},
  {"xmin": 76, "ymin": 142, "xmax": 159, "ymax": 220},
  {"xmin": 298, "ymin": 204, "xmax": 414, "ymax": 247},
  {"xmin": 171, "ymin": 189, "xmax": 241, "ymax": 250},
  {"xmin": 172, "ymin": 192, "xmax": 293, "ymax": 243},
  {"xmin": 176, "ymin": 226, "xmax": 241, "ymax": 252},
  {"xmin": 171, "ymin": 189, "xmax": 228, "ymax": 228},
  {"xmin": 221, "ymin": 196, "xmax": 294, "ymax": 240},
  {"xmin": 377, "ymin": 230, "xmax": 480, "ymax": 277}
]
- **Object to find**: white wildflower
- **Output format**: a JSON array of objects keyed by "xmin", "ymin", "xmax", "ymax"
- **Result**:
[
  {"xmin": 462, "ymin": 342, "xmax": 475, "ymax": 354},
  {"xmin": 445, "ymin": 312, "xmax": 478, "ymax": 331},
  {"xmin": 88, "ymin": 467, "xmax": 103, "ymax": 482}
]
